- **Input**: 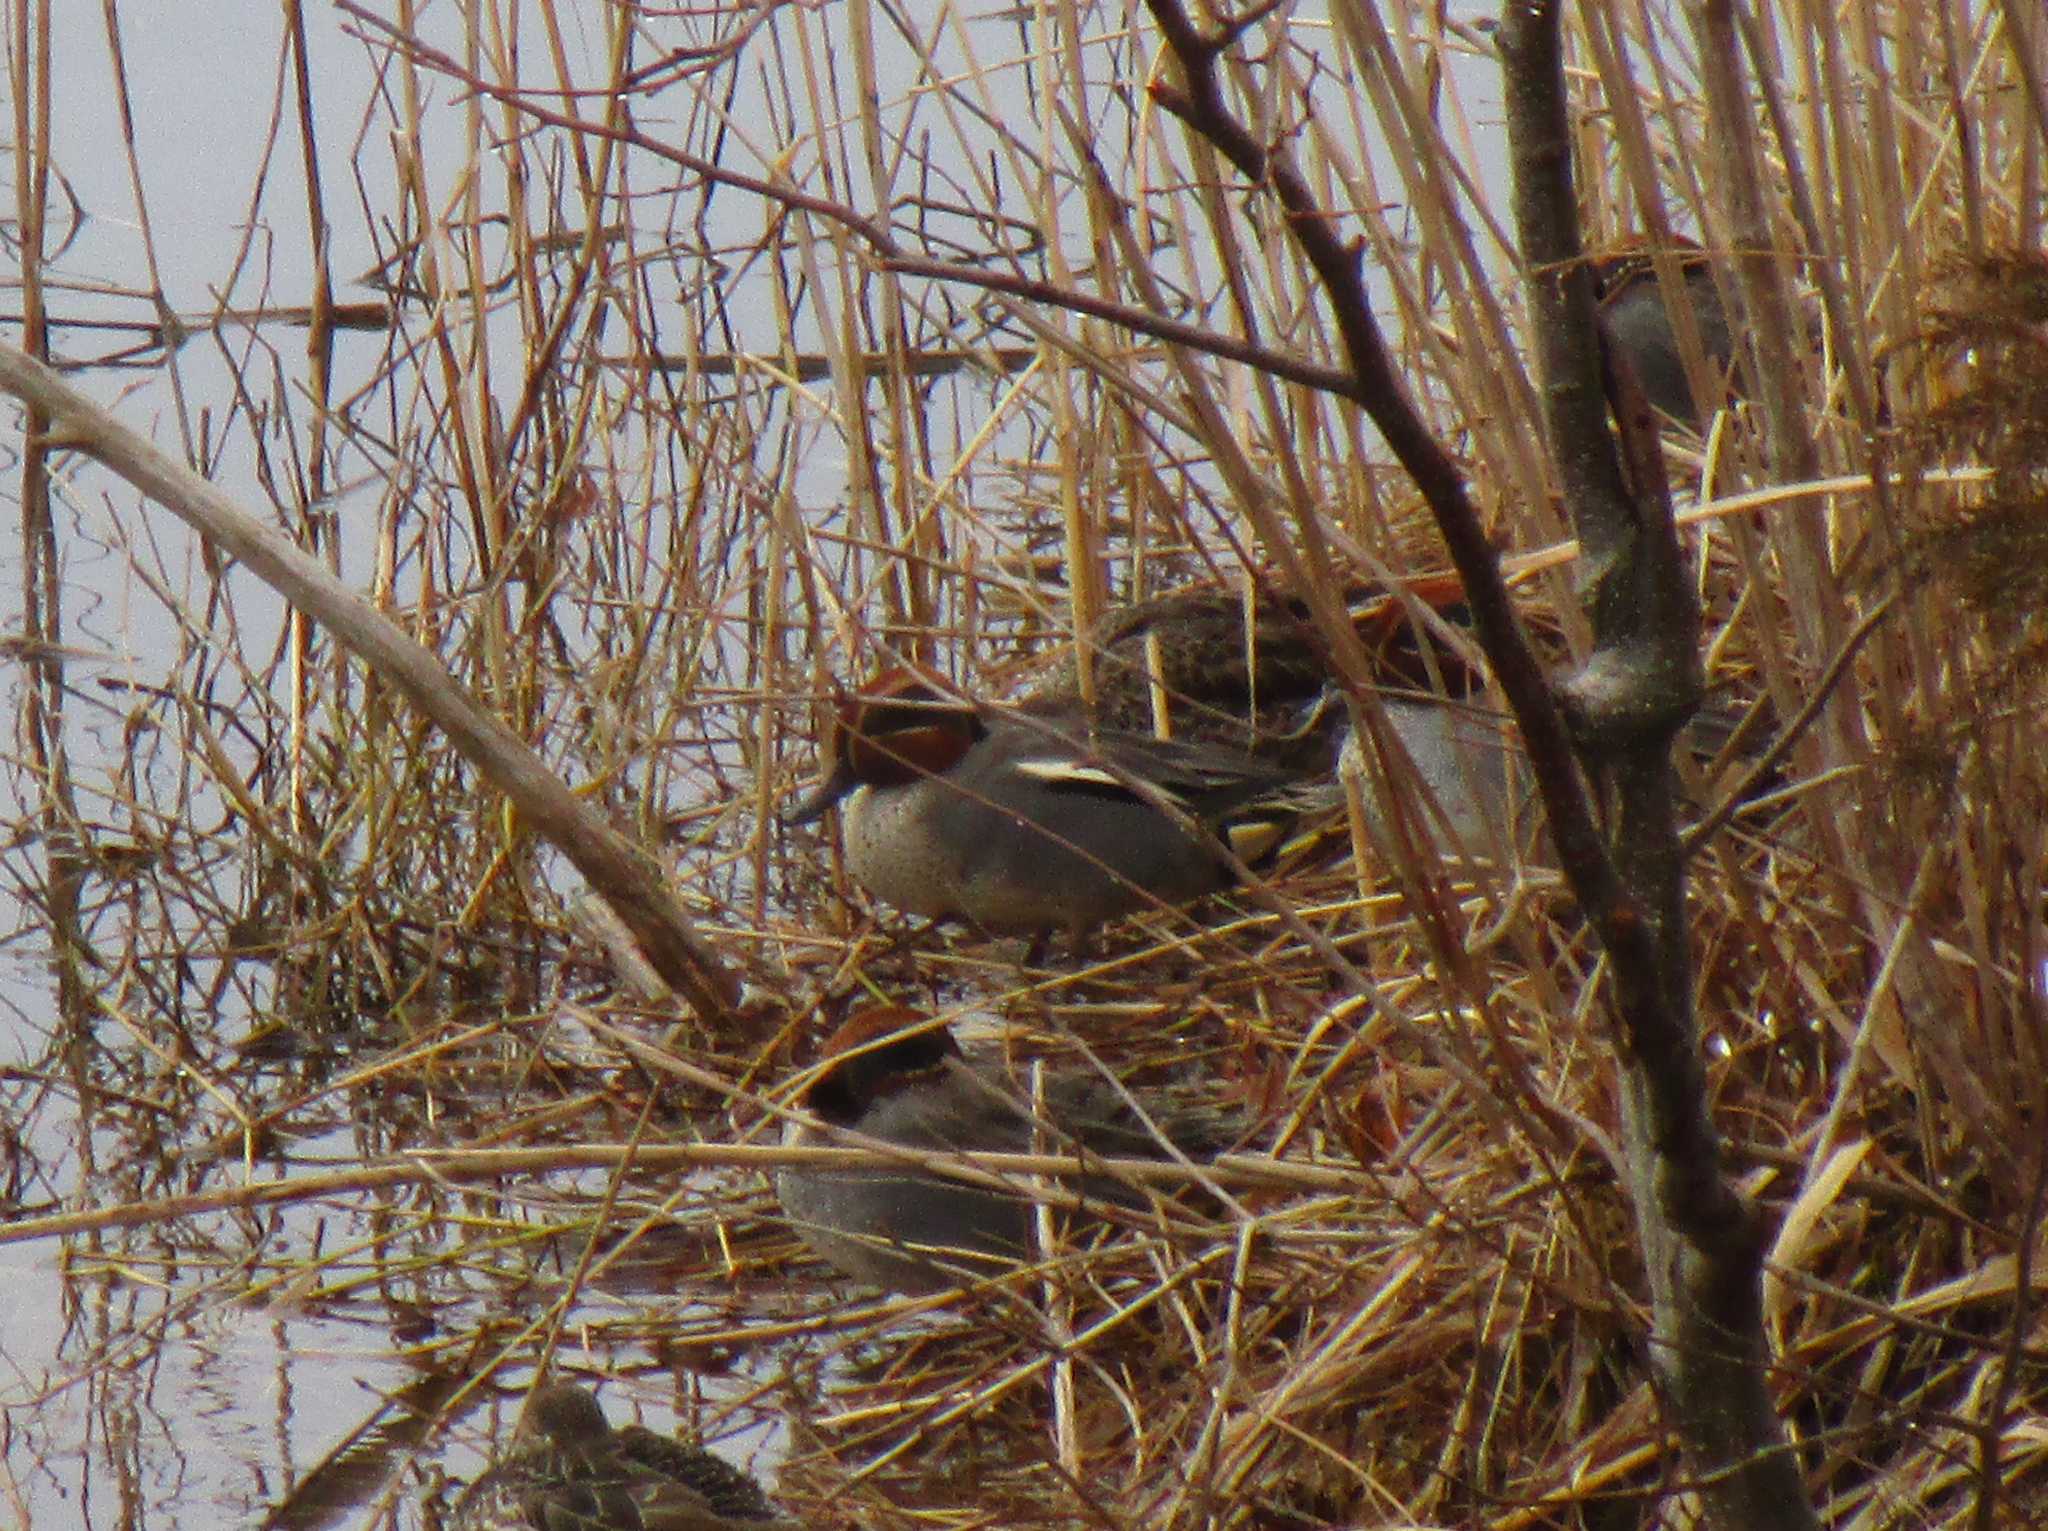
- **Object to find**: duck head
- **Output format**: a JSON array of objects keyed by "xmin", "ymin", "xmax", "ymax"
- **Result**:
[
  {"xmin": 517, "ymin": 1382, "xmax": 613, "ymax": 1458},
  {"xmin": 783, "ymin": 667, "xmax": 985, "ymax": 825},
  {"xmin": 802, "ymin": 1004, "xmax": 963, "ymax": 1127}
]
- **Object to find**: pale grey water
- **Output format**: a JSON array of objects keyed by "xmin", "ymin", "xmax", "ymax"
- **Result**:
[
  {"xmin": 2, "ymin": 6, "xmax": 793, "ymax": 1521},
  {"xmin": 0, "ymin": 0, "xmax": 383, "ymax": 1482}
]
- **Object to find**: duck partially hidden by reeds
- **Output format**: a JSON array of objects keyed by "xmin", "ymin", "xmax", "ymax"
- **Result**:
[
  {"xmin": 448, "ymin": 1382, "xmax": 797, "ymax": 1531},
  {"xmin": 1023, "ymin": 576, "xmax": 1533, "ymax": 856},
  {"xmin": 1021, "ymin": 584, "xmax": 1351, "ymax": 762},
  {"xmin": 1592, "ymin": 236, "xmax": 1739, "ymax": 424},
  {"xmin": 777, "ymin": 1006, "xmax": 1246, "ymax": 1295}
]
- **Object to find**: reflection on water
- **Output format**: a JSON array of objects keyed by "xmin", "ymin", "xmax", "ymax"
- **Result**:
[
  {"xmin": 5, "ymin": 2, "xmax": 2034, "ymax": 1528},
  {"xmin": 0, "ymin": 1023, "xmax": 815, "ymax": 1528}
]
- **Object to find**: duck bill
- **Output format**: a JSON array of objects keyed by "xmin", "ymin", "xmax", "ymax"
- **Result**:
[{"xmin": 783, "ymin": 762, "xmax": 857, "ymax": 825}]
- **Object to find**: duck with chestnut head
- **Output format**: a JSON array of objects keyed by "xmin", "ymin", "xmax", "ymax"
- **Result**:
[
  {"xmin": 775, "ymin": 1006, "xmax": 1244, "ymax": 1294},
  {"xmin": 785, "ymin": 666, "xmax": 1327, "ymax": 945}
]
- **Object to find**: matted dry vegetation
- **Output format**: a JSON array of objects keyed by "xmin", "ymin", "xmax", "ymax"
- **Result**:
[{"xmin": 3, "ymin": 1, "xmax": 2046, "ymax": 1528}]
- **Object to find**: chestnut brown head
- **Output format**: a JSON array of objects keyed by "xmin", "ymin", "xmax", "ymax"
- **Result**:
[
  {"xmin": 803, "ymin": 1004, "xmax": 962, "ymax": 1126},
  {"xmin": 783, "ymin": 667, "xmax": 984, "ymax": 823}
]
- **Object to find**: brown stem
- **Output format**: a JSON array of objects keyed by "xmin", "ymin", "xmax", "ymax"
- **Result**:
[
  {"xmin": 0, "ymin": 343, "xmax": 744, "ymax": 1027},
  {"xmin": 1501, "ymin": 4, "xmax": 1818, "ymax": 1527}
]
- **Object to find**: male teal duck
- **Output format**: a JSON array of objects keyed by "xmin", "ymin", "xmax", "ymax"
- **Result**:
[
  {"xmin": 776, "ymin": 1006, "xmax": 1244, "ymax": 1294},
  {"xmin": 787, "ymin": 665, "xmax": 1327, "ymax": 943}
]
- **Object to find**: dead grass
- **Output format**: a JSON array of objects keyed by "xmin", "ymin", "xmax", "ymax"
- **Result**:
[{"xmin": 4, "ymin": 1, "xmax": 2046, "ymax": 1528}]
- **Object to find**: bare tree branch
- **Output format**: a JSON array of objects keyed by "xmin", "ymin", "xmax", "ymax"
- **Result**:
[
  {"xmin": 0, "ymin": 342, "xmax": 744, "ymax": 1027},
  {"xmin": 1499, "ymin": 4, "xmax": 1818, "ymax": 1526}
]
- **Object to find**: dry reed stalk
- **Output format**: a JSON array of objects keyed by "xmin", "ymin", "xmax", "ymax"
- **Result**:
[{"xmin": 1, "ymin": 0, "xmax": 2045, "ymax": 1526}]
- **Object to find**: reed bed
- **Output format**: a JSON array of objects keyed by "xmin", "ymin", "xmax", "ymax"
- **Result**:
[{"xmin": 3, "ymin": 1, "xmax": 2045, "ymax": 1527}]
